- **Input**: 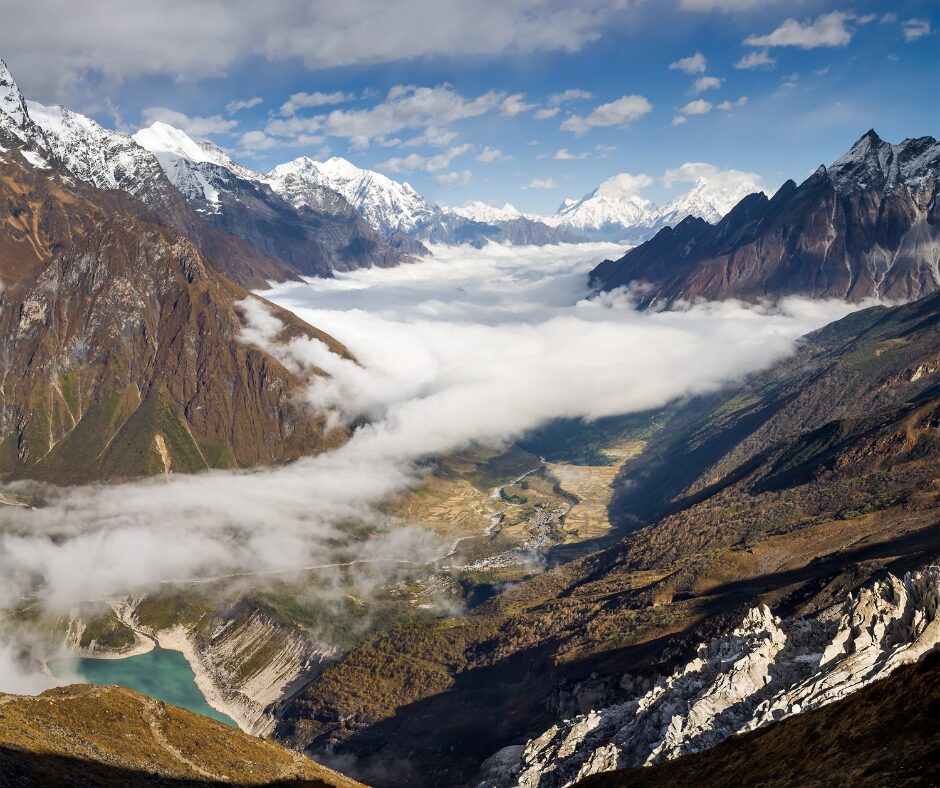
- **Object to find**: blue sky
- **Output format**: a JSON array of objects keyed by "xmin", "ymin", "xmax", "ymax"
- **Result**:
[{"xmin": 2, "ymin": 0, "xmax": 938, "ymax": 213}]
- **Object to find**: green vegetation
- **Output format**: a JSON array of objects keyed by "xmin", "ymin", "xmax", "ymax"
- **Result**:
[{"xmin": 518, "ymin": 410, "xmax": 666, "ymax": 465}]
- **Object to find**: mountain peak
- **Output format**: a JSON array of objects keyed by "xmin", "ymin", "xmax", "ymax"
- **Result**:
[{"xmin": 0, "ymin": 58, "xmax": 31, "ymax": 129}]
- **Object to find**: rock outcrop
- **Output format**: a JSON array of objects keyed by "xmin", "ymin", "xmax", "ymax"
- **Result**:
[{"xmin": 484, "ymin": 567, "xmax": 940, "ymax": 787}]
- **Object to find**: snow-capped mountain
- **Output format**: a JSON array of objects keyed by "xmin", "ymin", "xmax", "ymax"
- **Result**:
[
  {"xmin": 545, "ymin": 174, "xmax": 657, "ymax": 238},
  {"xmin": 548, "ymin": 170, "xmax": 766, "ymax": 243},
  {"xmin": 448, "ymin": 201, "xmax": 539, "ymax": 223},
  {"xmin": 266, "ymin": 156, "xmax": 436, "ymax": 237},
  {"xmin": 28, "ymin": 103, "xmax": 176, "ymax": 204}
]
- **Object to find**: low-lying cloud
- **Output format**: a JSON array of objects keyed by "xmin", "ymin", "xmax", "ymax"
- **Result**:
[{"xmin": 0, "ymin": 242, "xmax": 873, "ymax": 692}]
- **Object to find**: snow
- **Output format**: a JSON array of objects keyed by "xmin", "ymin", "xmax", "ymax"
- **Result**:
[
  {"xmin": 266, "ymin": 155, "xmax": 436, "ymax": 235},
  {"xmin": 21, "ymin": 149, "xmax": 49, "ymax": 169},
  {"xmin": 448, "ymin": 201, "xmax": 540, "ymax": 223},
  {"xmin": 0, "ymin": 59, "xmax": 30, "ymax": 129}
]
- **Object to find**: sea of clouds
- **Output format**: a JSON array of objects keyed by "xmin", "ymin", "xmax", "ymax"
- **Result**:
[{"xmin": 0, "ymin": 242, "xmax": 875, "ymax": 692}]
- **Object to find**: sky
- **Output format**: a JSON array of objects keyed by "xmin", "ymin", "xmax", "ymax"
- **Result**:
[
  {"xmin": 0, "ymin": 243, "xmax": 871, "ymax": 692},
  {"xmin": 1, "ymin": 1, "xmax": 938, "ymax": 218}
]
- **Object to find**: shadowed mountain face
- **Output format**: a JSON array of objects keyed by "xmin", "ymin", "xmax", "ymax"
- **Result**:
[
  {"xmin": 590, "ymin": 131, "xmax": 940, "ymax": 306},
  {"xmin": 272, "ymin": 293, "xmax": 940, "ymax": 787},
  {"xmin": 0, "ymin": 131, "xmax": 347, "ymax": 483}
]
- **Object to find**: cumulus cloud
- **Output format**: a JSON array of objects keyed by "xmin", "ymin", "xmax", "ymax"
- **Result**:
[
  {"xmin": 692, "ymin": 76, "xmax": 723, "ymax": 93},
  {"xmin": 225, "ymin": 96, "xmax": 263, "ymax": 113},
  {"xmin": 0, "ymin": 243, "xmax": 871, "ymax": 693},
  {"xmin": 279, "ymin": 90, "xmax": 355, "ymax": 116},
  {"xmin": 669, "ymin": 52, "xmax": 707, "ymax": 74},
  {"xmin": 141, "ymin": 106, "xmax": 237, "ymax": 136},
  {"xmin": 744, "ymin": 11, "xmax": 854, "ymax": 49},
  {"xmin": 435, "ymin": 170, "xmax": 472, "ymax": 187},
  {"xmin": 679, "ymin": 98, "xmax": 712, "ymax": 115},
  {"xmin": 534, "ymin": 107, "xmax": 560, "ymax": 120},
  {"xmin": 266, "ymin": 84, "xmax": 502, "ymax": 147},
  {"xmin": 902, "ymin": 18, "xmax": 933, "ymax": 42},
  {"xmin": 522, "ymin": 177, "xmax": 558, "ymax": 189},
  {"xmin": 501, "ymin": 93, "xmax": 537, "ymax": 117},
  {"xmin": 662, "ymin": 161, "xmax": 766, "ymax": 194},
  {"xmin": 735, "ymin": 48, "xmax": 776, "ymax": 69},
  {"xmin": 560, "ymin": 94, "xmax": 652, "ymax": 134},
  {"xmin": 715, "ymin": 95, "xmax": 748, "ymax": 110},
  {"xmin": 476, "ymin": 146, "xmax": 512, "ymax": 163},
  {"xmin": 679, "ymin": 0, "xmax": 772, "ymax": 10},
  {"xmin": 554, "ymin": 148, "xmax": 590, "ymax": 160},
  {"xmin": 378, "ymin": 143, "xmax": 472, "ymax": 172},
  {"xmin": 239, "ymin": 130, "xmax": 282, "ymax": 151},
  {"xmin": 547, "ymin": 89, "xmax": 594, "ymax": 106}
]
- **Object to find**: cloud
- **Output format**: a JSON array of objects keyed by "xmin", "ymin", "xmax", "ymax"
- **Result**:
[
  {"xmin": 270, "ymin": 84, "xmax": 502, "ymax": 146},
  {"xmin": 692, "ymin": 76, "xmax": 723, "ymax": 93},
  {"xmin": 378, "ymin": 143, "xmax": 472, "ymax": 172},
  {"xmin": 476, "ymin": 146, "xmax": 512, "ymax": 163},
  {"xmin": 225, "ymin": 96, "xmax": 262, "ymax": 113},
  {"xmin": 669, "ymin": 51, "xmax": 707, "ymax": 74},
  {"xmin": 902, "ymin": 18, "xmax": 933, "ymax": 42},
  {"xmin": 140, "ymin": 106, "xmax": 238, "ymax": 136},
  {"xmin": 501, "ymin": 93, "xmax": 537, "ymax": 117},
  {"xmin": 679, "ymin": 0, "xmax": 771, "ymax": 10},
  {"xmin": 522, "ymin": 177, "xmax": 557, "ymax": 189},
  {"xmin": 554, "ymin": 148, "xmax": 590, "ymax": 160},
  {"xmin": 403, "ymin": 127, "xmax": 458, "ymax": 147},
  {"xmin": 662, "ymin": 161, "xmax": 766, "ymax": 194},
  {"xmin": 279, "ymin": 90, "xmax": 354, "ymax": 116},
  {"xmin": 435, "ymin": 169, "xmax": 472, "ymax": 187},
  {"xmin": 0, "ymin": 0, "xmax": 628, "ymax": 99},
  {"xmin": 239, "ymin": 130, "xmax": 282, "ymax": 151},
  {"xmin": 735, "ymin": 48, "xmax": 776, "ymax": 69},
  {"xmin": 534, "ymin": 107, "xmax": 560, "ymax": 120},
  {"xmin": 744, "ymin": 11, "xmax": 854, "ymax": 49},
  {"xmin": 715, "ymin": 95, "xmax": 747, "ymax": 110},
  {"xmin": 672, "ymin": 115, "xmax": 687, "ymax": 126},
  {"xmin": 560, "ymin": 94, "xmax": 652, "ymax": 134},
  {"xmin": 547, "ymin": 89, "xmax": 594, "ymax": 106},
  {"xmin": 679, "ymin": 98, "xmax": 712, "ymax": 115}
]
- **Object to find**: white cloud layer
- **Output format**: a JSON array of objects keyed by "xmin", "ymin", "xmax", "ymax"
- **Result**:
[{"xmin": 141, "ymin": 107, "xmax": 238, "ymax": 136}]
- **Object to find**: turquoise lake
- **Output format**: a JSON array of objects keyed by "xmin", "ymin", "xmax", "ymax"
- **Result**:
[{"xmin": 50, "ymin": 647, "xmax": 237, "ymax": 727}]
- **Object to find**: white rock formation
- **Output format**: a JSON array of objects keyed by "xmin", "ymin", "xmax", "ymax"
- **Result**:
[{"xmin": 482, "ymin": 567, "xmax": 940, "ymax": 788}]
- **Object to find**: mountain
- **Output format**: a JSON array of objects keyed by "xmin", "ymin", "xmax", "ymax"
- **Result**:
[
  {"xmin": 0, "ymin": 683, "xmax": 363, "ymax": 787},
  {"xmin": 272, "ymin": 293, "xmax": 940, "ymax": 786},
  {"xmin": 266, "ymin": 156, "xmax": 584, "ymax": 248},
  {"xmin": 590, "ymin": 130, "xmax": 940, "ymax": 305},
  {"xmin": 0, "ymin": 115, "xmax": 347, "ymax": 482},
  {"xmin": 268, "ymin": 156, "xmax": 435, "ymax": 238},
  {"xmin": 134, "ymin": 123, "xmax": 406, "ymax": 278},
  {"xmin": 449, "ymin": 201, "xmax": 538, "ymax": 223},
  {"xmin": 546, "ymin": 171, "xmax": 766, "ymax": 243}
]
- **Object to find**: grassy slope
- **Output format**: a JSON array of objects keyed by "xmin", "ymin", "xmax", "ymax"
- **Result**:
[{"xmin": 0, "ymin": 684, "xmax": 363, "ymax": 788}]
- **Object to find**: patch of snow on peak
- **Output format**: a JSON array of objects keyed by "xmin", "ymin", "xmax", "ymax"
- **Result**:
[
  {"xmin": 0, "ymin": 59, "xmax": 30, "ymax": 129},
  {"xmin": 449, "ymin": 202, "xmax": 541, "ymax": 223},
  {"xmin": 266, "ymin": 155, "xmax": 435, "ymax": 236}
]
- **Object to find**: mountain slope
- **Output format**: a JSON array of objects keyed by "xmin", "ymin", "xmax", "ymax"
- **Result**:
[
  {"xmin": 0, "ymin": 683, "xmax": 362, "ymax": 787},
  {"xmin": 134, "ymin": 123, "xmax": 406, "ymax": 278},
  {"xmin": 0, "ymin": 126, "xmax": 347, "ymax": 482},
  {"xmin": 590, "ymin": 130, "xmax": 940, "ymax": 304},
  {"xmin": 272, "ymin": 294, "xmax": 940, "ymax": 786}
]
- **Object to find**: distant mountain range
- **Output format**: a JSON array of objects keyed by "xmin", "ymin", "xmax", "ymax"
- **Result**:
[{"xmin": 591, "ymin": 130, "xmax": 940, "ymax": 305}]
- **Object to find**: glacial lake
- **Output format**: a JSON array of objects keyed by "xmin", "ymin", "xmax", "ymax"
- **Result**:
[{"xmin": 50, "ymin": 647, "xmax": 237, "ymax": 727}]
